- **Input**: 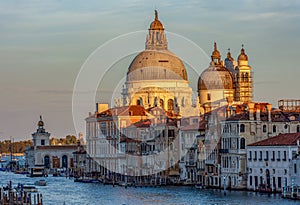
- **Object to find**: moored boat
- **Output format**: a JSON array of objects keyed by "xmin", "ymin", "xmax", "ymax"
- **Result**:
[{"xmin": 34, "ymin": 179, "xmax": 47, "ymax": 186}]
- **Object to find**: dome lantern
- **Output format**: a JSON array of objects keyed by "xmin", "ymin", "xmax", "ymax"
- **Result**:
[
  {"xmin": 38, "ymin": 115, "xmax": 44, "ymax": 128},
  {"xmin": 238, "ymin": 44, "xmax": 248, "ymax": 61},
  {"xmin": 146, "ymin": 10, "xmax": 167, "ymax": 50},
  {"xmin": 211, "ymin": 42, "xmax": 221, "ymax": 65}
]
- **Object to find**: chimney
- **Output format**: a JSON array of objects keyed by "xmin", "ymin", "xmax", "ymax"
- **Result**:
[
  {"xmin": 267, "ymin": 104, "xmax": 272, "ymax": 122},
  {"xmin": 96, "ymin": 103, "xmax": 109, "ymax": 113},
  {"xmin": 248, "ymin": 102, "xmax": 255, "ymax": 121}
]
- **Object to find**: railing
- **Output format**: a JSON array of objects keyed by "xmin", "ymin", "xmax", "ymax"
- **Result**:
[{"xmin": 219, "ymin": 149, "xmax": 229, "ymax": 154}]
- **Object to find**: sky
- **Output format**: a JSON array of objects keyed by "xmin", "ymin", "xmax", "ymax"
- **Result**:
[{"xmin": 0, "ymin": 0, "xmax": 300, "ymax": 141}]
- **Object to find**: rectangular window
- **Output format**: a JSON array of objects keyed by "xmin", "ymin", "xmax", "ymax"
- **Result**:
[
  {"xmin": 254, "ymin": 151, "xmax": 257, "ymax": 160},
  {"xmin": 283, "ymin": 151, "xmax": 287, "ymax": 161},
  {"xmin": 249, "ymin": 176, "xmax": 253, "ymax": 186},
  {"xmin": 248, "ymin": 151, "xmax": 252, "ymax": 160},
  {"xmin": 41, "ymin": 139, "xmax": 45, "ymax": 146},
  {"xmin": 272, "ymin": 151, "xmax": 275, "ymax": 161},
  {"xmin": 259, "ymin": 151, "xmax": 262, "ymax": 161},
  {"xmin": 277, "ymin": 151, "xmax": 281, "ymax": 161},
  {"xmin": 265, "ymin": 151, "xmax": 269, "ymax": 161},
  {"xmin": 294, "ymin": 164, "xmax": 297, "ymax": 174}
]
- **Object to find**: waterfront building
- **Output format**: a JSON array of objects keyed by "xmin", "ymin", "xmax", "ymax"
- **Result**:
[
  {"xmin": 220, "ymin": 100, "xmax": 300, "ymax": 190},
  {"xmin": 73, "ymin": 141, "xmax": 87, "ymax": 178},
  {"xmin": 25, "ymin": 116, "xmax": 77, "ymax": 171},
  {"xmin": 178, "ymin": 116, "xmax": 204, "ymax": 184},
  {"xmin": 247, "ymin": 133, "xmax": 300, "ymax": 192}
]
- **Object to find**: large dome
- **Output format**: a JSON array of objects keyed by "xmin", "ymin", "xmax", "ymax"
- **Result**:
[
  {"xmin": 198, "ymin": 65, "xmax": 234, "ymax": 91},
  {"xmin": 127, "ymin": 50, "xmax": 188, "ymax": 81}
]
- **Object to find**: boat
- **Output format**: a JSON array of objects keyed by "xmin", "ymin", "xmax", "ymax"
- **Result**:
[
  {"xmin": 34, "ymin": 179, "xmax": 47, "ymax": 186},
  {"xmin": 195, "ymin": 183, "xmax": 203, "ymax": 189},
  {"xmin": 27, "ymin": 167, "xmax": 45, "ymax": 177},
  {"xmin": 74, "ymin": 178, "xmax": 99, "ymax": 183},
  {"xmin": 23, "ymin": 185, "xmax": 38, "ymax": 192},
  {"xmin": 15, "ymin": 184, "xmax": 38, "ymax": 193}
]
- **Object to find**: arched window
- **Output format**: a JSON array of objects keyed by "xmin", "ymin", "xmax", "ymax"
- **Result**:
[
  {"xmin": 136, "ymin": 99, "xmax": 141, "ymax": 105},
  {"xmin": 153, "ymin": 97, "xmax": 158, "ymax": 107},
  {"xmin": 245, "ymin": 73, "xmax": 249, "ymax": 81},
  {"xmin": 273, "ymin": 125, "xmax": 277, "ymax": 133},
  {"xmin": 240, "ymin": 124, "xmax": 245, "ymax": 133},
  {"xmin": 167, "ymin": 99, "xmax": 174, "ymax": 111},
  {"xmin": 44, "ymin": 155, "xmax": 50, "ymax": 169},
  {"xmin": 240, "ymin": 138, "xmax": 246, "ymax": 149},
  {"xmin": 159, "ymin": 99, "xmax": 164, "ymax": 109},
  {"xmin": 241, "ymin": 73, "xmax": 245, "ymax": 82},
  {"xmin": 263, "ymin": 125, "xmax": 267, "ymax": 133},
  {"xmin": 62, "ymin": 155, "xmax": 68, "ymax": 168},
  {"xmin": 207, "ymin": 93, "xmax": 211, "ymax": 101},
  {"xmin": 297, "ymin": 125, "xmax": 300, "ymax": 133}
]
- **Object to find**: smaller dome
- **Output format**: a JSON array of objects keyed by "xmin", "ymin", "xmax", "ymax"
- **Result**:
[
  {"xmin": 238, "ymin": 46, "xmax": 248, "ymax": 61},
  {"xmin": 149, "ymin": 10, "xmax": 164, "ymax": 30},
  {"xmin": 198, "ymin": 66, "xmax": 234, "ymax": 91},
  {"xmin": 225, "ymin": 48, "xmax": 234, "ymax": 62}
]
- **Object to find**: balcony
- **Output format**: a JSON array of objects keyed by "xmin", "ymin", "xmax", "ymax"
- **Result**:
[
  {"xmin": 221, "ymin": 168, "xmax": 239, "ymax": 173},
  {"xmin": 219, "ymin": 149, "xmax": 229, "ymax": 154},
  {"xmin": 185, "ymin": 162, "xmax": 196, "ymax": 166}
]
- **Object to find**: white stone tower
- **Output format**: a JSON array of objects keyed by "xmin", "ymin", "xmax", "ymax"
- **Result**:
[{"xmin": 32, "ymin": 115, "xmax": 50, "ymax": 147}]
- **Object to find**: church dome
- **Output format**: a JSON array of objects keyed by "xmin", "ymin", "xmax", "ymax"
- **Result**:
[
  {"xmin": 198, "ymin": 42, "xmax": 233, "ymax": 91},
  {"xmin": 127, "ymin": 50, "xmax": 188, "ymax": 81},
  {"xmin": 198, "ymin": 65, "xmax": 234, "ymax": 91}
]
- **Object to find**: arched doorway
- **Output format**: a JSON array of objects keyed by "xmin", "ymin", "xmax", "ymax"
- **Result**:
[
  {"xmin": 228, "ymin": 176, "xmax": 232, "ymax": 189},
  {"xmin": 44, "ymin": 155, "xmax": 50, "ymax": 168},
  {"xmin": 62, "ymin": 155, "xmax": 68, "ymax": 168},
  {"xmin": 266, "ymin": 169, "xmax": 270, "ymax": 188}
]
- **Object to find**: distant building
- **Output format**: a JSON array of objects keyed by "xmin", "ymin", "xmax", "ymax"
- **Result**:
[
  {"xmin": 247, "ymin": 133, "xmax": 300, "ymax": 192},
  {"xmin": 25, "ymin": 116, "xmax": 77, "ymax": 171}
]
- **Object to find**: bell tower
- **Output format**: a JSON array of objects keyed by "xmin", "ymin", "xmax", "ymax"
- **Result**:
[{"xmin": 234, "ymin": 45, "xmax": 253, "ymax": 102}]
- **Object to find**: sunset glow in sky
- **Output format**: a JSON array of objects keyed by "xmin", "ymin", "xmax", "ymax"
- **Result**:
[{"xmin": 0, "ymin": 0, "xmax": 299, "ymax": 140}]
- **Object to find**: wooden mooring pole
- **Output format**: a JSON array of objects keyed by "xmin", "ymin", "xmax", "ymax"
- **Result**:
[{"xmin": 0, "ymin": 187, "xmax": 43, "ymax": 205}]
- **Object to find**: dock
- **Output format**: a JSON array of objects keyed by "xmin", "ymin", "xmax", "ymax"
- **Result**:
[{"xmin": 0, "ymin": 186, "xmax": 43, "ymax": 205}]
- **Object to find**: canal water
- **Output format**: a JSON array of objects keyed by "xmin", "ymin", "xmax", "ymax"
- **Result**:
[{"xmin": 0, "ymin": 171, "xmax": 298, "ymax": 205}]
